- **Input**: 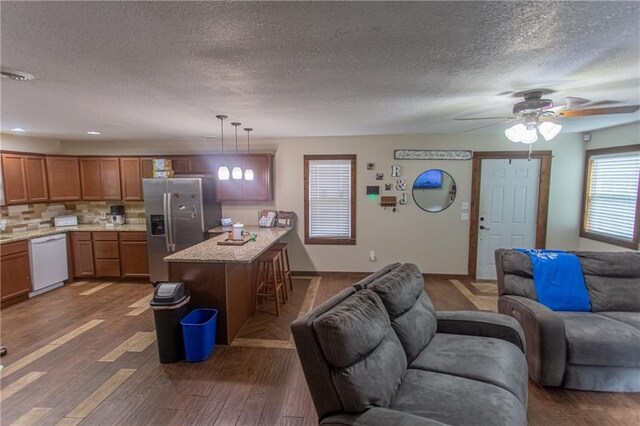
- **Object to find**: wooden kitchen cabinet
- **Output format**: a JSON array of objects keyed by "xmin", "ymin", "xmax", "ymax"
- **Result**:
[
  {"xmin": 141, "ymin": 158, "xmax": 155, "ymax": 178},
  {"xmin": 215, "ymin": 154, "xmax": 272, "ymax": 202},
  {"xmin": 93, "ymin": 232, "xmax": 120, "ymax": 277},
  {"xmin": 80, "ymin": 158, "xmax": 122, "ymax": 200},
  {"xmin": 46, "ymin": 156, "xmax": 82, "ymax": 201},
  {"xmin": 1, "ymin": 153, "xmax": 49, "ymax": 204},
  {"xmin": 170, "ymin": 158, "xmax": 190, "ymax": 174},
  {"xmin": 25, "ymin": 156, "xmax": 49, "ymax": 202},
  {"xmin": 189, "ymin": 156, "xmax": 215, "ymax": 174},
  {"xmin": 0, "ymin": 240, "xmax": 32, "ymax": 307},
  {"xmin": 120, "ymin": 158, "xmax": 143, "ymax": 201},
  {"xmin": 71, "ymin": 232, "xmax": 95, "ymax": 278},
  {"xmin": 119, "ymin": 232, "xmax": 149, "ymax": 278}
]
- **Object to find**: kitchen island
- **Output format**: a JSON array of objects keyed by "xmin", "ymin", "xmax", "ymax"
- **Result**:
[{"xmin": 164, "ymin": 226, "xmax": 292, "ymax": 345}]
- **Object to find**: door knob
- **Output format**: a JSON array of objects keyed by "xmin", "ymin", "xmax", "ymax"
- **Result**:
[{"xmin": 479, "ymin": 225, "xmax": 490, "ymax": 230}]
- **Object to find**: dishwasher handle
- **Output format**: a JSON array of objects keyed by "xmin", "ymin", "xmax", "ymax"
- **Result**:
[{"xmin": 30, "ymin": 234, "xmax": 67, "ymax": 245}]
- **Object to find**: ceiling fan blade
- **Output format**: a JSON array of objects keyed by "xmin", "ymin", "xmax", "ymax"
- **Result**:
[
  {"xmin": 463, "ymin": 121, "xmax": 508, "ymax": 133},
  {"xmin": 454, "ymin": 116, "xmax": 513, "ymax": 121},
  {"xmin": 559, "ymin": 105, "xmax": 640, "ymax": 117}
]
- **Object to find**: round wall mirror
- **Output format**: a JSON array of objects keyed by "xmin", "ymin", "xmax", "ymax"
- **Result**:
[{"xmin": 412, "ymin": 169, "xmax": 457, "ymax": 213}]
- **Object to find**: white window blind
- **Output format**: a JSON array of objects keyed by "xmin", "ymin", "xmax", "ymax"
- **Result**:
[
  {"xmin": 308, "ymin": 159, "xmax": 352, "ymax": 239},
  {"xmin": 585, "ymin": 151, "xmax": 640, "ymax": 241}
]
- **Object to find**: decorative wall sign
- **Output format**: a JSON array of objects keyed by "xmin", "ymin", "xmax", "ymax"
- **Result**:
[
  {"xmin": 384, "ymin": 184, "xmax": 393, "ymax": 191},
  {"xmin": 376, "ymin": 173, "xmax": 384, "ymax": 180},
  {"xmin": 394, "ymin": 150, "xmax": 472, "ymax": 160},
  {"xmin": 367, "ymin": 162, "xmax": 375, "ymax": 170},
  {"xmin": 399, "ymin": 192, "xmax": 408, "ymax": 205},
  {"xmin": 396, "ymin": 178, "xmax": 407, "ymax": 191},
  {"xmin": 391, "ymin": 164, "xmax": 402, "ymax": 177}
]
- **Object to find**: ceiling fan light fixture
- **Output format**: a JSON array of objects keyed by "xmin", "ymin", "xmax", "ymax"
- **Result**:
[
  {"xmin": 538, "ymin": 121, "xmax": 562, "ymax": 141},
  {"xmin": 520, "ymin": 127, "xmax": 538, "ymax": 144},
  {"xmin": 504, "ymin": 124, "xmax": 522, "ymax": 142},
  {"xmin": 218, "ymin": 165, "xmax": 230, "ymax": 180}
]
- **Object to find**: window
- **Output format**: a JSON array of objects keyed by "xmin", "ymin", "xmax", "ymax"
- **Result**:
[
  {"xmin": 581, "ymin": 145, "xmax": 640, "ymax": 248},
  {"xmin": 304, "ymin": 155, "xmax": 356, "ymax": 245}
]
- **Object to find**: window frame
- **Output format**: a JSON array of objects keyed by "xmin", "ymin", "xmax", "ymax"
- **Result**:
[
  {"xmin": 304, "ymin": 154, "xmax": 357, "ymax": 245},
  {"xmin": 580, "ymin": 144, "xmax": 640, "ymax": 249}
]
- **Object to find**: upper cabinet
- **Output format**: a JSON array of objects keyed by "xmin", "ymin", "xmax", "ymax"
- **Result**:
[
  {"xmin": 169, "ymin": 156, "xmax": 215, "ymax": 175},
  {"xmin": 1, "ymin": 153, "xmax": 49, "ymax": 205},
  {"xmin": 120, "ymin": 158, "xmax": 143, "ymax": 201},
  {"xmin": 47, "ymin": 156, "xmax": 82, "ymax": 201},
  {"xmin": 216, "ymin": 154, "xmax": 272, "ymax": 202},
  {"xmin": 80, "ymin": 158, "xmax": 122, "ymax": 201}
]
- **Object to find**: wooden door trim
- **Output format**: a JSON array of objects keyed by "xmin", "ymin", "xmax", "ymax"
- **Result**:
[{"xmin": 468, "ymin": 151, "xmax": 552, "ymax": 279}]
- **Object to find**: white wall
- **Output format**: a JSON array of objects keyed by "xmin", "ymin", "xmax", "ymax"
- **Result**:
[
  {"xmin": 578, "ymin": 122, "xmax": 640, "ymax": 252},
  {"xmin": 0, "ymin": 133, "xmax": 62, "ymax": 153},
  {"xmin": 4, "ymin": 131, "xmax": 587, "ymax": 273}
]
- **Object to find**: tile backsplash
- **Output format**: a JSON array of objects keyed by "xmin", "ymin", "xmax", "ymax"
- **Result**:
[{"xmin": 0, "ymin": 201, "xmax": 145, "ymax": 233}]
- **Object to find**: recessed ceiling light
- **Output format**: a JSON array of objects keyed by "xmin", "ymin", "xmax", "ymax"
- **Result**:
[
  {"xmin": 11, "ymin": 128, "xmax": 26, "ymax": 132},
  {"xmin": 0, "ymin": 67, "xmax": 34, "ymax": 81},
  {"xmin": 87, "ymin": 131, "xmax": 101, "ymax": 135}
]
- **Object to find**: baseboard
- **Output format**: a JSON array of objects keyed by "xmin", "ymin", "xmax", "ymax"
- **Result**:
[{"xmin": 293, "ymin": 271, "xmax": 470, "ymax": 281}]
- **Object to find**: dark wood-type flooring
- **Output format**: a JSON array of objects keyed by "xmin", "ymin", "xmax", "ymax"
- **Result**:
[{"xmin": 1, "ymin": 275, "xmax": 639, "ymax": 425}]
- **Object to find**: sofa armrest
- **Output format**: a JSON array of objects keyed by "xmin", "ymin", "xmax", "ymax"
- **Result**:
[
  {"xmin": 321, "ymin": 408, "xmax": 449, "ymax": 426},
  {"xmin": 436, "ymin": 310, "xmax": 526, "ymax": 352},
  {"xmin": 498, "ymin": 295, "xmax": 566, "ymax": 386}
]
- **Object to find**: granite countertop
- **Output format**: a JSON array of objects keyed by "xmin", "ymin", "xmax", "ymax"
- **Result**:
[
  {"xmin": 164, "ymin": 226, "xmax": 292, "ymax": 264},
  {"xmin": 0, "ymin": 224, "xmax": 147, "ymax": 245}
]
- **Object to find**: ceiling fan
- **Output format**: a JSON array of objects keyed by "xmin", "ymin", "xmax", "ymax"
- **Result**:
[{"xmin": 455, "ymin": 90, "xmax": 640, "ymax": 144}]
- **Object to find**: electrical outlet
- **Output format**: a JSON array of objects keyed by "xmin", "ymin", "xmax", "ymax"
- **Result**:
[
  {"xmin": 100, "ymin": 211, "xmax": 107, "ymax": 220},
  {"xmin": 461, "ymin": 202, "xmax": 470, "ymax": 210},
  {"xmin": 369, "ymin": 251, "xmax": 375, "ymax": 262},
  {"xmin": 461, "ymin": 212, "xmax": 469, "ymax": 221}
]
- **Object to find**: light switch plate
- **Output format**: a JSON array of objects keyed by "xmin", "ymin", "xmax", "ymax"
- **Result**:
[
  {"xmin": 461, "ymin": 212, "xmax": 469, "ymax": 221},
  {"xmin": 461, "ymin": 202, "xmax": 470, "ymax": 210}
]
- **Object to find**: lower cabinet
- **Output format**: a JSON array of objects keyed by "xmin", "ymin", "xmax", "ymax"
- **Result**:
[
  {"xmin": 70, "ymin": 231, "xmax": 149, "ymax": 279},
  {"xmin": 71, "ymin": 232, "xmax": 95, "ymax": 278},
  {"xmin": 119, "ymin": 232, "xmax": 150, "ymax": 278},
  {"xmin": 0, "ymin": 240, "xmax": 32, "ymax": 307}
]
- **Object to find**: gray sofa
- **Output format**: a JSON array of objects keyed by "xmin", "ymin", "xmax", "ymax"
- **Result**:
[
  {"xmin": 496, "ymin": 249, "xmax": 640, "ymax": 392},
  {"xmin": 291, "ymin": 263, "xmax": 529, "ymax": 426}
]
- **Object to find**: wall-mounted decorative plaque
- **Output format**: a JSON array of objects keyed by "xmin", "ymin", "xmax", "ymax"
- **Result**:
[{"xmin": 394, "ymin": 150, "xmax": 472, "ymax": 160}]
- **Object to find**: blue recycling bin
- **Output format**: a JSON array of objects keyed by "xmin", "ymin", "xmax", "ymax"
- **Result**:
[{"xmin": 180, "ymin": 308, "xmax": 218, "ymax": 362}]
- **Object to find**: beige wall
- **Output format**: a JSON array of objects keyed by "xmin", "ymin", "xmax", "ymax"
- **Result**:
[
  {"xmin": 2, "ymin": 130, "xmax": 589, "ymax": 273},
  {"xmin": 578, "ymin": 122, "xmax": 640, "ymax": 252},
  {"xmin": 0, "ymin": 133, "xmax": 62, "ymax": 153}
]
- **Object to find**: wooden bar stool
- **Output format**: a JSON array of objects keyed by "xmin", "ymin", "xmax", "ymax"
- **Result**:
[
  {"xmin": 254, "ymin": 250, "xmax": 287, "ymax": 316},
  {"xmin": 270, "ymin": 242, "xmax": 294, "ymax": 293}
]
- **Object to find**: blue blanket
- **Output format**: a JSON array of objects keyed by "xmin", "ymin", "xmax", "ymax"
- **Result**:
[{"xmin": 515, "ymin": 249, "xmax": 591, "ymax": 312}]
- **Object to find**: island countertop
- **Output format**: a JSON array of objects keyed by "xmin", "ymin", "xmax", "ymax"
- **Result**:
[{"xmin": 163, "ymin": 226, "xmax": 292, "ymax": 264}]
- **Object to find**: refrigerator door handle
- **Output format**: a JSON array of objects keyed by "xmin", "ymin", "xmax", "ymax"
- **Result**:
[
  {"xmin": 163, "ymin": 192, "xmax": 171, "ymax": 252},
  {"xmin": 167, "ymin": 192, "xmax": 175, "ymax": 252}
]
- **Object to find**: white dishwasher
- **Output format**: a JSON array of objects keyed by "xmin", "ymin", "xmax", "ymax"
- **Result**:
[{"xmin": 29, "ymin": 234, "xmax": 68, "ymax": 297}]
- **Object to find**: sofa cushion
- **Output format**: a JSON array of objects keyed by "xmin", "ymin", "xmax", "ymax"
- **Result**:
[
  {"xmin": 597, "ymin": 312, "xmax": 640, "ymax": 330},
  {"xmin": 409, "ymin": 333, "xmax": 528, "ymax": 405},
  {"xmin": 367, "ymin": 263, "xmax": 437, "ymax": 362},
  {"xmin": 503, "ymin": 274, "xmax": 538, "ymax": 300},
  {"xmin": 577, "ymin": 251, "xmax": 640, "ymax": 277},
  {"xmin": 313, "ymin": 290, "xmax": 407, "ymax": 413},
  {"xmin": 391, "ymin": 369, "xmax": 526, "ymax": 426},
  {"xmin": 583, "ymin": 276, "xmax": 640, "ymax": 312},
  {"xmin": 557, "ymin": 312, "xmax": 640, "ymax": 367}
]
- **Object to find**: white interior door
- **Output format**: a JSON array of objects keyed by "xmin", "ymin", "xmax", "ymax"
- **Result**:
[{"xmin": 476, "ymin": 158, "xmax": 540, "ymax": 280}]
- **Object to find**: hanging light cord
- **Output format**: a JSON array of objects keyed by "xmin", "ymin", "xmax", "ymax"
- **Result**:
[
  {"xmin": 216, "ymin": 114, "xmax": 227, "ymax": 153},
  {"xmin": 244, "ymin": 128, "xmax": 253, "ymax": 154}
]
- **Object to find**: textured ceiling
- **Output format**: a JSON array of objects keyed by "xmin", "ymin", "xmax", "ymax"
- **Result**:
[{"xmin": 1, "ymin": 1, "xmax": 639, "ymax": 140}]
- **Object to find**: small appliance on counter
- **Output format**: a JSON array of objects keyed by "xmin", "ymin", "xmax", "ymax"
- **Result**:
[
  {"xmin": 220, "ymin": 217, "xmax": 233, "ymax": 231},
  {"xmin": 53, "ymin": 215, "xmax": 78, "ymax": 227},
  {"xmin": 232, "ymin": 223, "xmax": 245, "ymax": 241},
  {"xmin": 110, "ymin": 205, "xmax": 125, "ymax": 225}
]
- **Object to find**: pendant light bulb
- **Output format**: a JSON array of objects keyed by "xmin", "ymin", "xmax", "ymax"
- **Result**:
[
  {"xmin": 244, "ymin": 127, "xmax": 254, "ymax": 181},
  {"xmin": 231, "ymin": 122, "xmax": 243, "ymax": 179},
  {"xmin": 216, "ymin": 114, "xmax": 229, "ymax": 180}
]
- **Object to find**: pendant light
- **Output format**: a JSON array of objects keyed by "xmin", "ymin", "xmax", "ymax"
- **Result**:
[
  {"xmin": 244, "ymin": 128, "xmax": 254, "ymax": 180},
  {"xmin": 231, "ymin": 122, "xmax": 243, "ymax": 179},
  {"xmin": 216, "ymin": 115, "xmax": 230, "ymax": 180}
]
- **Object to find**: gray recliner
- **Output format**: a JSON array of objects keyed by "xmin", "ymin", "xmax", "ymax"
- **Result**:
[
  {"xmin": 291, "ymin": 263, "xmax": 528, "ymax": 426},
  {"xmin": 496, "ymin": 249, "xmax": 640, "ymax": 392}
]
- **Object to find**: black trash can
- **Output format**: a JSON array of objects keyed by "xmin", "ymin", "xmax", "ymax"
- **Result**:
[{"xmin": 150, "ymin": 282, "xmax": 190, "ymax": 363}]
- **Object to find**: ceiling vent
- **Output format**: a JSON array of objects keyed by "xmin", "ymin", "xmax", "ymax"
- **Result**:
[{"xmin": 0, "ymin": 67, "xmax": 34, "ymax": 81}]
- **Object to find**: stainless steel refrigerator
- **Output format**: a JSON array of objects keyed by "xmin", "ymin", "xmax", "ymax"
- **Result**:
[{"xmin": 143, "ymin": 177, "xmax": 221, "ymax": 282}]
